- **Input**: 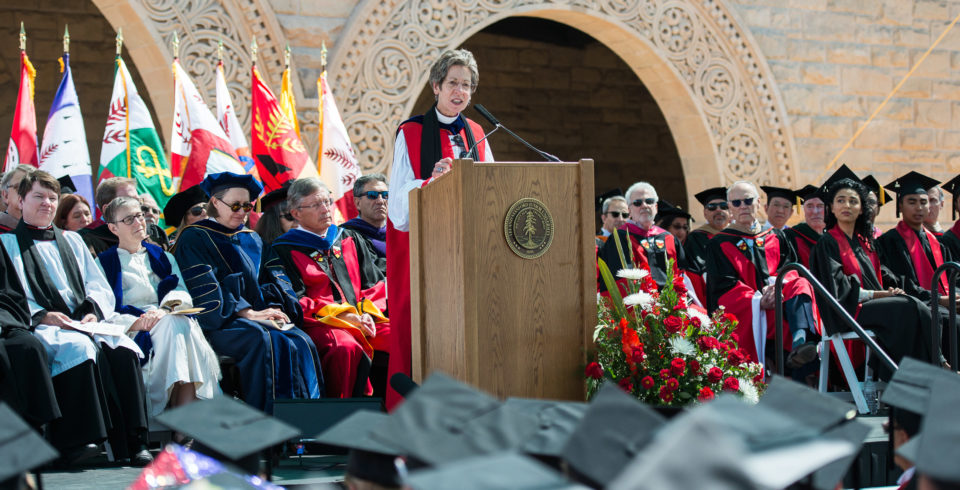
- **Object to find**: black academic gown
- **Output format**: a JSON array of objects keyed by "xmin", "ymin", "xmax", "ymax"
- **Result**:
[
  {"xmin": 938, "ymin": 220, "xmax": 960, "ymax": 260},
  {"xmin": 0, "ymin": 244, "xmax": 60, "ymax": 428},
  {"xmin": 810, "ymin": 228, "xmax": 936, "ymax": 377},
  {"xmin": 784, "ymin": 223, "xmax": 821, "ymax": 268},
  {"xmin": 683, "ymin": 225, "xmax": 722, "ymax": 304},
  {"xmin": 172, "ymin": 219, "xmax": 322, "ymax": 413}
]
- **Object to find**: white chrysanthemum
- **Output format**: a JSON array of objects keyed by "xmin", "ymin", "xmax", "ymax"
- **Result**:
[
  {"xmin": 667, "ymin": 337, "xmax": 696, "ymax": 356},
  {"xmin": 739, "ymin": 377, "xmax": 759, "ymax": 404},
  {"xmin": 617, "ymin": 268, "xmax": 649, "ymax": 281},
  {"xmin": 594, "ymin": 323, "xmax": 607, "ymax": 342},
  {"xmin": 623, "ymin": 291, "xmax": 655, "ymax": 309},
  {"xmin": 686, "ymin": 308, "xmax": 713, "ymax": 332}
]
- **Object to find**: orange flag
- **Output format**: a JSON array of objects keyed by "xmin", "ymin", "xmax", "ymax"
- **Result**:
[
  {"xmin": 5, "ymin": 51, "xmax": 38, "ymax": 171},
  {"xmin": 251, "ymin": 66, "xmax": 317, "ymax": 193}
]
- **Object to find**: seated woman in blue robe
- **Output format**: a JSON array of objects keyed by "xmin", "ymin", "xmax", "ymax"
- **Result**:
[{"xmin": 172, "ymin": 172, "xmax": 322, "ymax": 413}]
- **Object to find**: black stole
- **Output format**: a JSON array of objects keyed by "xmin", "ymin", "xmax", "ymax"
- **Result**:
[
  {"xmin": 419, "ymin": 104, "xmax": 477, "ymax": 180},
  {"xmin": 14, "ymin": 219, "xmax": 101, "ymax": 322}
]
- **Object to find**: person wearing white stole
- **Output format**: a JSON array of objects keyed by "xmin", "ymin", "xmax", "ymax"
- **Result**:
[
  {"xmin": 95, "ymin": 197, "xmax": 221, "ymax": 420},
  {"xmin": 0, "ymin": 171, "xmax": 153, "ymax": 466}
]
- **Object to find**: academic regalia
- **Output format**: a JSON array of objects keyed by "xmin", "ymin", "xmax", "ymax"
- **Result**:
[
  {"xmin": 386, "ymin": 106, "xmax": 492, "ymax": 409},
  {"xmin": 938, "ymin": 174, "xmax": 960, "ymax": 259},
  {"xmin": 0, "ymin": 221, "xmax": 148, "ymax": 458},
  {"xmin": 810, "ymin": 227, "xmax": 936, "ymax": 377},
  {"xmin": 272, "ymin": 225, "xmax": 389, "ymax": 398},
  {"xmin": 79, "ymin": 220, "xmax": 169, "ymax": 256},
  {"xmin": 172, "ymin": 218, "xmax": 322, "ymax": 413},
  {"xmin": 340, "ymin": 217, "xmax": 387, "ymax": 278},
  {"xmin": 683, "ymin": 224, "xmax": 722, "ymax": 304},
  {"xmin": 784, "ymin": 222, "xmax": 821, "ymax": 268},
  {"xmin": 97, "ymin": 243, "xmax": 222, "ymax": 416},
  {"xmin": 606, "ymin": 222, "xmax": 689, "ymax": 288},
  {"xmin": 705, "ymin": 226, "xmax": 819, "ymax": 365},
  {"xmin": 0, "ymin": 212, "xmax": 16, "ymax": 233}
]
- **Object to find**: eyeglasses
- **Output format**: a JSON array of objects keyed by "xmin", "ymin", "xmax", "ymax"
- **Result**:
[
  {"xmin": 605, "ymin": 211, "xmax": 628, "ymax": 218},
  {"xmin": 141, "ymin": 205, "xmax": 159, "ymax": 215},
  {"xmin": 705, "ymin": 202, "xmax": 729, "ymax": 211},
  {"xmin": 282, "ymin": 213, "xmax": 295, "ymax": 221},
  {"xmin": 113, "ymin": 213, "xmax": 145, "ymax": 226},
  {"xmin": 220, "ymin": 200, "xmax": 253, "ymax": 213},
  {"xmin": 730, "ymin": 198, "xmax": 755, "ymax": 208},
  {"xmin": 443, "ymin": 80, "xmax": 474, "ymax": 93},
  {"xmin": 188, "ymin": 205, "xmax": 206, "ymax": 217},
  {"xmin": 631, "ymin": 198, "xmax": 657, "ymax": 206},
  {"xmin": 298, "ymin": 199, "xmax": 335, "ymax": 211},
  {"xmin": 363, "ymin": 191, "xmax": 389, "ymax": 200}
]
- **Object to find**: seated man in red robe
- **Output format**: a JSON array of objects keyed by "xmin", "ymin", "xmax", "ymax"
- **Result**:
[
  {"xmin": 784, "ymin": 184, "xmax": 826, "ymax": 268},
  {"xmin": 271, "ymin": 178, "xmax": 391, "ymax": 398},
  {"xmin": 706, "ymin": 181, "xmax": 820, "ymax": 374}
]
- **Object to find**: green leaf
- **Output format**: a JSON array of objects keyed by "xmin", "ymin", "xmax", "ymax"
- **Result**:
[{"xmin": 598, "ymin": 258, "xmax": 628, "ymax": 320}]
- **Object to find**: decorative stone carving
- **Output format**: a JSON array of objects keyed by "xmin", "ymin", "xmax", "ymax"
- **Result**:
[{"xmin": 330, "ymin": 0, "xmax": 796, "ymax": 186}]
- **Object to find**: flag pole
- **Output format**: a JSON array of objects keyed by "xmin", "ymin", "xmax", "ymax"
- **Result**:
[
  {"xmin": 19, "ymin": 21, "xmax": 25, "ymax": 52},
  {"xmin": 116, "ymin": 27, "xmax": 123, "ymax": 56},
  {"xmin": 217, "ymin": 38, "xmax": 223, "ymax": 65},
  {"xmin": 250, "ymin": 38, "xmax": 258, "ymax": 67},
  {"xmin": 321, "ymin": 41, "xmax": 327, "ymax": 74},
  {"xmin": 171, "ymin": 31, "xmax": 180, "ymax": 61},
  {"xmin": 62, "ymin": 25, "xmax": 69, "ymax": 54}
]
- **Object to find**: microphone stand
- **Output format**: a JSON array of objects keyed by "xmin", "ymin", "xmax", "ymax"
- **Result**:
[{"xmin": 471, "ymin": 104, "xmax": 562, "ymax": 162}]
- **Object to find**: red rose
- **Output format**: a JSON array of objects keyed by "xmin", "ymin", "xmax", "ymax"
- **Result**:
[
  {"xmin": 630, "ymin": 348, "xmax": 645, "ymax": 364},
  {"xmin": 708, "ymin": 367, "xmax": 724, "ymax": 383},
  {"xmin": 670, "ymin": 358, "xmax": 686, "ymax": 376},
  {"xmin": 730, "ymin": 332, "xmax": 740, "ymax": 344},
  {"xmin": 723, "ymin": 377, "xmax": 740, "ymax": 392},
  {"xmin": 753, "ymin": 367, "xmax": 765, "ymax": 384},
  {"xmin": 585, "ymin": 362, "xmax": 603, "ymax": 380},
  {"xmin": 641, "ymin": 376, "xmax": 655, "ymax": 389},
  {"xmin": 618, "ymin": 378, "xmax": 633, "ymax": 393},
  {"xmin": 664, "ymin": 316, "xmax": 684, "ymax": 334},
  {"xmin": 666, "ymin": 377, "xmax": 679, "ymax": 391},
  {"xmin": 659, "ymin": 368, "xmax": 671, "ymax": 380},
  {"xmin": 723, "ymin": 313, "xmax": 738, "ymax": 325},
  {"xmin": 672, "ymin": 275, "xmax": 685, "ymax": 290},
  {"xmin": 689, "ymin": 360, "xmax": 701, "ymax": 375},
  {"xmin": 689, "ymin": 316, "xmax": 702, "ymax": 328},
  {"xmin": 727, "ymin": 350, "xmax": 744, "ymax": 366},
  {"xmin": 659, "ymin": 386, "xmax": 674, "ymax": 403},
  {"xmin": 698, "ymin": 386, "xmax": 715, "ymax": 402}
]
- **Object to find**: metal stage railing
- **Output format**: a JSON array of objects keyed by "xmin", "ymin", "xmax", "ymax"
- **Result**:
[
  {"xmin": 930, "ymin": 262, "xmax": 960, "ymax": 368},
  {"xmin": 773, "ymin": 263, "xmax": 897, "ymax": 376}
]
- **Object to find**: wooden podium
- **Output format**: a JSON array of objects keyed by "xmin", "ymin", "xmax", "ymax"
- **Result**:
[{"xmin": 408, "ymin": 159, "xmax": 596, "ymax": 400}]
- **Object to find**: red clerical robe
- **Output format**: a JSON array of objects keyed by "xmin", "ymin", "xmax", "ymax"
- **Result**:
[
  {"xmin": 386, "ymin": 113, "xmax": 488, "ymax": 409},
  {"xmin": 705, "ymin": 227, "xmax": 820, "ymax": 364}
]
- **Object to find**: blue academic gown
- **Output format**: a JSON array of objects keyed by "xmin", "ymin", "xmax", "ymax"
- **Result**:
[{"xmin": 172, "ymin": 219, "xmax": 322, "ymax": 412}]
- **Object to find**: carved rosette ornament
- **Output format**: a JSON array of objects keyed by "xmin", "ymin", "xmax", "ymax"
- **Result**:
[{"xmin": 331, "ymin": 0, "xmax": 796, "ymax": 186}]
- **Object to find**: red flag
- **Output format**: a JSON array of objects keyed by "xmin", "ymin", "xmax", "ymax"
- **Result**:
[
  {"xmin": 4, "ymin": 51, "xmax": 39, "ymax": 171},
  {"xmin": 251, "ymin": 66, "xmax": 316, "ymax": 193}
]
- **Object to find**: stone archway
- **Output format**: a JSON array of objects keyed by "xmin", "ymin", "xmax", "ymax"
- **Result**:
[{"xmin": 330, "ymin": 0, "xmax": 799, "ymax": 209}]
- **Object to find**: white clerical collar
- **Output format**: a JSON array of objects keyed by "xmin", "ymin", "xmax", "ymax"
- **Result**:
[{"xmin": 435, "ymin": 108, "xmax": 458, "ymax": 125}]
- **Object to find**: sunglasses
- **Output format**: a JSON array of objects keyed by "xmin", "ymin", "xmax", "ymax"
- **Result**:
[
  {"xmin": 221, "ymin": 200, "xmax": 253, "ymax": 212},
  {"xmin": 605, "ymin": 211, "xmax": 628, "ymax": 218},
  {"xmin": 631, "ymin": 198, "xmax": 657, "ymax": 206},
  {"xmin": 188, "ymin": 205, "xmax": 206, "ymax": 217},
  {"xmin": 141, "ymin": 206, "xmax": 160, "ymax": 215},
  {"xmin": 363, "ymin": 191, "xmax": 389, "ymax": 200},
  {"xmin": 705, "ymin": 202, "xmax": 729, "ymax": 211},
  {"xmin": 730, "ymin": 198, "xmax": 755, "ymax": 208}
]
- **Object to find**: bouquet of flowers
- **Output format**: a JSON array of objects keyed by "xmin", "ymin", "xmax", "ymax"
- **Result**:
[{"xmin": 588, "ymin": 255, "xmax": 764, "ymax": 406}]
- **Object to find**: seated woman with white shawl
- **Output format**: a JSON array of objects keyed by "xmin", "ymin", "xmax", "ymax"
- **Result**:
[{"xmin": 95, "ymin": 196, "xmax": 221, "ymax": 417}]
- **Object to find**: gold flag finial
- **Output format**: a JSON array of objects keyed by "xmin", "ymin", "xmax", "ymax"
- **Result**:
[
  {"xmin": 250, "ymin": 38, "xmax": 258, "ymax": 61},
  {"xmin": 172, "ymin": 31, "xmax": 180, "ymax": 59},
  {"xmin": 321, "ymin": 41, "xmax": 327, "ymax": 71},
  {"xmin": 284, "ymin": 42, "xmax": 291, "ymax": 69},
  {"xmin": 63, "ymin": 25, "xmax": 70, "ymax": 53},
  {"xmin": 116, "ymin": 28, "xmax": 123, "ymax": 56},
  {"xmin": 217, "ymin": 38, "xmax": 223, "ymax": 64},
  {"xmin": 19, "ymin": 22, "xmax": 25, "ymax": 51}
]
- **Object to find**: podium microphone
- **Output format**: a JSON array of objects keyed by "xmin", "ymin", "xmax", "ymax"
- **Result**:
[{"xmin": 472, "ymin": 104, "xmax": 562, "ymax": 162}]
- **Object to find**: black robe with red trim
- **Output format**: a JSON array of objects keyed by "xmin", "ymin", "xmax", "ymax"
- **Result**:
[
  {"xmin": 876, "ymin": 222, "xmax": 951, "ymax": 304},
  {"xmin": 705, "ymin": 227, "xmax": 819, "ymax": 364},
  {"xmin": 810, "ymin": 227, "xmax": 935, "ymax": 375},
  {"xmin": 683, "ymin": 225, "xmax": 722, "ymax": 304},
  {"xmin": 784, "ymin": 222, "xmax": 821, "ymax": 268},
  {"xmin": 604, "ymin": 222, "xmax": 690, "ymax": 288},
  {"xmin": 938, "ymin": 220, "xmax": 960, "ymax": 261}
]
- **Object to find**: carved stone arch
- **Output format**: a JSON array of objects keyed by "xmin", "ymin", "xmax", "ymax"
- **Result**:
[
  {"xmin": 91, "ymin": 0, "xmax": 298, "ymax": 146},
  {"xmin": 330, "ymin": 0, "xmax": 799, "ymax": 205}
]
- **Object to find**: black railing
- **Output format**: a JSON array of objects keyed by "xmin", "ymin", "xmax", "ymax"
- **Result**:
[
  {"xmin": 930, "ymin": 263, "xmax": 960, "ymax": 368},
  {"xmin": 774, "ymin": 263, "xmax": 897, "ymax": 376}
]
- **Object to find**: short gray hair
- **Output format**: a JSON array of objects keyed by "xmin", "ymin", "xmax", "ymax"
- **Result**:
[
  {"xmin": 727, "ymin": 181, "xmax": 759, "ymax": 200},
  {"xmin": 625, "ymin": 182, "xmax": 658, "ymax": 203},
  {"xmin": 287, "ymin": 177, "xmax": 331, "ymax": 210},
  {"xmin": 353, "ymin": 173, "xmax": 387, "ymax": 197},
  {"xmin": 429, "ymin": 49, "xmax": 479, "ymax": 91},
  {"xmin": 103, "ymin": 196, "xmax": 141, "ymax": 224},
  {"xmin": 1, "ymin": 164, "xmax": 36, "ymax": 190},
  {"xmin": 601, "ymin": 196, "xmax": 627, "ymax": 213}
]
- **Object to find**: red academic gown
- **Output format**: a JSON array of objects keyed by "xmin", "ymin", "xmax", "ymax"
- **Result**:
[
  {"xmin": 706, "ymin": 227, "xmax": 820, "ymax": 364},
  {"xmin": 386, "ymin": 115, "xmax": 486, "ymax": 409}
]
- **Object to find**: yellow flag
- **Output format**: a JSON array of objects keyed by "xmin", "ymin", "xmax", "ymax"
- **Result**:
[{"xmin": 279, "ymin": 67, "xmax": 301, "ymax": 138}]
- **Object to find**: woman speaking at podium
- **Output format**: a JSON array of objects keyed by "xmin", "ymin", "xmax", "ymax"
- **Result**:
[{"xmin": 386, "ymin": 49, "xmax": 494, "ymax": 408}]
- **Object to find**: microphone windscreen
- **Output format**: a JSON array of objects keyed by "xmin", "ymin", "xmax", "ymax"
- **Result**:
[{"xmin": 390, "ymin": 373, "xmax": 419, "ymax": 398}]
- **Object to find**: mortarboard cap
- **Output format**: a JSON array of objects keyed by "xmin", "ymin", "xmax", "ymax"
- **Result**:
[
  {"xmin": 199, "ymin": 172, "xmax": 264, "ymax": 202},
  {"xmin": 654, "ymin": 199, "xmax": 693, "ymax": 225},
  {"xmin": 56, "ymin": 175, "xmax": 76, "ymax": 195},
  {"xmin": 596, "ymin": 188, "xmax": 623, "ymax": 212},
  {"xmin": 861, "ymin": 175, "xmax": 892, "ymax": 207},
  {"xmin": 902, "ymin": 377, "xmax": 960, "ymax": 483},
  {"xmin": 257, "ymin": 181, "xmax": 291, "ymax": 212},
  {"xmin": 880, "ymin": 357, "xmax": 957, "ymax": 416},
  {"xmin": 155, "ymin": 396, "xmax": 300, "ymax": 474},
  {"xmin": 759, "ymin": 376, "xmax": 856, "ymax": 432},
  {"xmin": 163, "ymin": 185, "xmax": 209, "ymax": 228},
  {"xmin": 506, "ymin": 398, "xmax": 588, "ymax": 459},
  {"xmin": 560, "ymin": 382, "xmax": 666, "ymax": 487},
  {"xmin": 885, "ymin": 171, "xmax": 941, "ymax": 217},
  {"xmin": 795, "ymin": 184, "xmax": 822, "ymax": 203},
  {"xmin": 0, "ymin": 402, "xmax": 59, "ymax": 482},
  {"xmin": 313, "ymin": 411, "xmax": 403, "ymax": 488},
  {"xmin": 811, "ymin": 419, "xmax": 872, "ymax": 490},
  {"xmin": 940, "ymin": 174, "xmax": 960, "ymax": 220},
  {"xmin": 820, "ymin": 164, "xmax": 862, "ymax": 194},
  {"xmin": 760, "ymin": 185, "xmax": 797, "ymax": 203},
  {"xmin": 694, "ymin": 187, "xmax": 727, "ymax": 206},
  {"xmin": 405, "ymin": 453, "xmax": 584, "ymax": 490}
]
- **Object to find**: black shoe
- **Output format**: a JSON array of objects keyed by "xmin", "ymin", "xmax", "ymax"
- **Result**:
[
  {"xmin": 54, "ymin": 444, "xmax": 101, "ymax": 468},
  {"xmin": 130, "ymin": 448, "xmax": 154, "ymax": 467},
  {"xmin": 787, "ymin": 340, "xmax": 819, "ymax": 369}
]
